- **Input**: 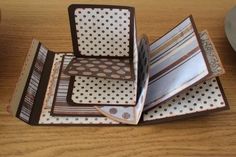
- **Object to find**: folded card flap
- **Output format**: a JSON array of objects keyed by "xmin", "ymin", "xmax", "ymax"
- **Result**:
[
  {"xmin": 9, "ymin": 39, "xmax": 55, "ymax": 124},
  {"xmin": 68, "ymin": 4, "xmax": 135, "ymax": 58},
  {"xmin": 94, "ymin": 35, "xmax": 150, "ymax": 125},
  {"xmin": 63, "ymin": 57, "xmax": 134, "ymax": 80},
  {"xmin": 144, "ymin": 16, "xmax": 211, "ymax": 111}
]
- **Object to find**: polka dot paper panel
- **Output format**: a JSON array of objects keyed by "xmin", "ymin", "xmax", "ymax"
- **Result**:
[
  {"xmin": 64, "ymin": 57, "xmax": 134, "ymax": 80},
  {"xmin": 143, "ymin": 77, "xmax": 228, "ymax": 122},
  {"xmin": 70, "ymin": 76, "xmax": 136, "ymax": 106},
  {"xmin": 71, "ymin": 5, "xmax": 134, "ymax": 57},
  {"xmin": 40, "ymin": 108, "xmax": 119, "ymax": 125}
]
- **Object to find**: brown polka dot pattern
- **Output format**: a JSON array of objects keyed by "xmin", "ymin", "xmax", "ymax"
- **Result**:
[
  {"xmin": 74, "ymin": 7, "xmax": 132, "ymax": 57},
  {"xmin": 109, "ymin": 108, "xmax": 117, "ymax": 114},
  {"xmin": 122, "ymin": 112, "xmax": 131, "ymax": 119},
  {"xmin": 143, "ymin": 78, "xmax": 227, "ymax": 122},
  {"xmin": 64, "ymin": 57, "xmax": 134, "ymax": 80},
  {"xmin": 71, "ymin": 76, "xmax": 136, "ymax": 105}
]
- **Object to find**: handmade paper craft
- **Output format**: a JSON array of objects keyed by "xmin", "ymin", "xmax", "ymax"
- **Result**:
[{"xmin": 8, "ymin": 4, "xmax": 229, "ymax": 126}]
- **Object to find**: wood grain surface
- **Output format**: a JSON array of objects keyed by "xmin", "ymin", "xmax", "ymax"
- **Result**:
[{"xmin": 1, "ymin": 0, "xmax": 236, "ymax": 156}]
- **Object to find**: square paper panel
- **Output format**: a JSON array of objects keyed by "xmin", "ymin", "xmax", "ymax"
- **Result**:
[{"xmin": 68, "ymin": 4, "xmax": 134, "ymax": 57}]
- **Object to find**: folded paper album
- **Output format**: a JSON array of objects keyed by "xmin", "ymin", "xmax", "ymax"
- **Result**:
[{"xmin": 9, "ymin": 4, "xmax": 229, "ymax": 125}]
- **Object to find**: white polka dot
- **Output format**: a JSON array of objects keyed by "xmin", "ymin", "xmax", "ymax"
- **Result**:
[
  {"xmin": 112, "ymin": 66, "xmax": 120, "ymax": 70},
  {"xmin": 111, "ymin": 74, "xmax": 120, "ymax": 78},
  {"xmin": 103, "ymin": 69, "xmax": 112, "ymax": 73},
  {"xmin": 125, "ymin": 76, "xmax": 131, "ymax": 79},
  {"xmin": 86, "ymin": 64, "xmax": 95, "ymax": 67},
  {"xmin": 80, "ymin": 60, "xmax": 88, "ymax": 63},
  {"xmin": 99, "ymin": 65, "xmax": 108, "ymax": 68},
  {"xmin": 74, "ymin": 63, "xmax": 82, "ymax": 66},
  {"xmin": 112, "ymin": 59, "xmax": 120, "ymax": 62},
  {"xmin": 117, "ymin": 70, "xmax": 125, "ymax": 75},
  {"xmin": 100, "ymin": 58, "xmax": 108, "ymax": 61},
  {"xmin": 83, "ymin": 72, "xmax": 92, "ymax": 75},
  {"xmin": 92, "ymin": 61, "xmax": 101, "ymax": 64},
  {"xmin": 90, "ymin": 68, "xmax": 99, "ymax": 72},
  {"xmin": 124, "ymin": 67, "xmax": 130, "ymax": 72},
  {"xmin": 97, "ymin": 73, "xmax": 106, "ymax": 77},
  {"xmin": 117, "ymin": 63, "xmax": 126, "ymax": 66},
  {"xmin": 76, "ymin": 67, "xmax": 85, "ymax": 71},
  {"xmin": 124, "ymin": 60, "xmax": 129, "ymax": 63},
  {"xmin": 104, "ymin": 61, "xmax": 113, "ymax": 65},
  {"xmin": 68, "ymin": 71, "xmax": 78, "ymax": 74},
  {"xmin": 88, "ymin": 58, "xmax": 96, "ymax": 61}
]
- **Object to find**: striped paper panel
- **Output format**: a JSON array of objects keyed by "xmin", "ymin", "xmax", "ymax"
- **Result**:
[
  {"xmin": 19, "ymin": 45, "xmax": 48, "ymax": 122},
  {"xmin": 144, "ymin": 16, "xmax": 209, "ymax": 111}
]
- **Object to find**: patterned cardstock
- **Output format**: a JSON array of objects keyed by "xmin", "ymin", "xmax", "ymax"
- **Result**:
[
  {"xmin": 143, "ymin": 77, "xmax": 228, "ymax": 122},
  {"xmin": 199, "ymin": 30, "xmax": 225, "ymax": 77},
  {"xmin": 144, "ymin": 16, "xmax": 210, "ymax": 111},
  {"xmin": 18, "ymin": 44, "xmax": 48, "ymax": 122},
  {"xmin": 68, "ymin": 76, "xmax": 136, "ymax": 106},
  {"xmin": 50, "ymin": 55, "xmax": 102, "ymax": 116},
  {"xmin": 69, "ymin": 4, "xmax": 134, "ymax": 57},
  {"xmin": 66, "ymin": 21, "xmax": 138, "ymax": 107},
  {"xmin": 64, "ymin": 57, "xmax": 134, "ymax": 80}
]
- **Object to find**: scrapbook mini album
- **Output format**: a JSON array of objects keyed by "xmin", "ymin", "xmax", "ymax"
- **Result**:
[{"xmin": 9, "ymin": 4, "xmax": 229, "ymax": 125}]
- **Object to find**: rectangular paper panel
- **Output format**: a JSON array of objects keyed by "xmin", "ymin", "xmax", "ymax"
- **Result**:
[
  {"xmin": 18, "ymin": 44, "xmax": 48, "ymax": 122},
  {"xmin": 144, "ymin": 16, "xmax": 210, "ymax": 111},
  {"xmin": 64, "ymin": 57, "xmax": 134, "ymax": 80},
  {"xmin": 69, "ymin": 4, "xmax": 134, "ymax": 57},
  {"xmin": 68, "ymin": 76, "xmax": 136, "ymax": 106},
  {"xmin": 142, "ymin": 77, "xmax": 228, "ymax": 122}
]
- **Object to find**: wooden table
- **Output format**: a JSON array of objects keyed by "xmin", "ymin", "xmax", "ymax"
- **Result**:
[{"xmin": 1, "ymin": 0, "xmax": 236, "ymax": 156}]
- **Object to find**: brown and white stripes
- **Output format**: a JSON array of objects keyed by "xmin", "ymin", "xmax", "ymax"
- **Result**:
[
  {"xmin": 19, "ymin": 45, "xmax": 48, "ymax": 122},
  {"xmin": 51, "ymin": 55, "xmax": 103, "ymax": 116}
]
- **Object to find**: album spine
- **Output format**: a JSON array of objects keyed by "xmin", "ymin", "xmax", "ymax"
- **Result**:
[
  {"xmin": 15, "ymin": 42, "xmax": 55, "ymax": 125},
  {"xmin": 29, "ymin": 51, "xmax": 55, "ymax": 125}
]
